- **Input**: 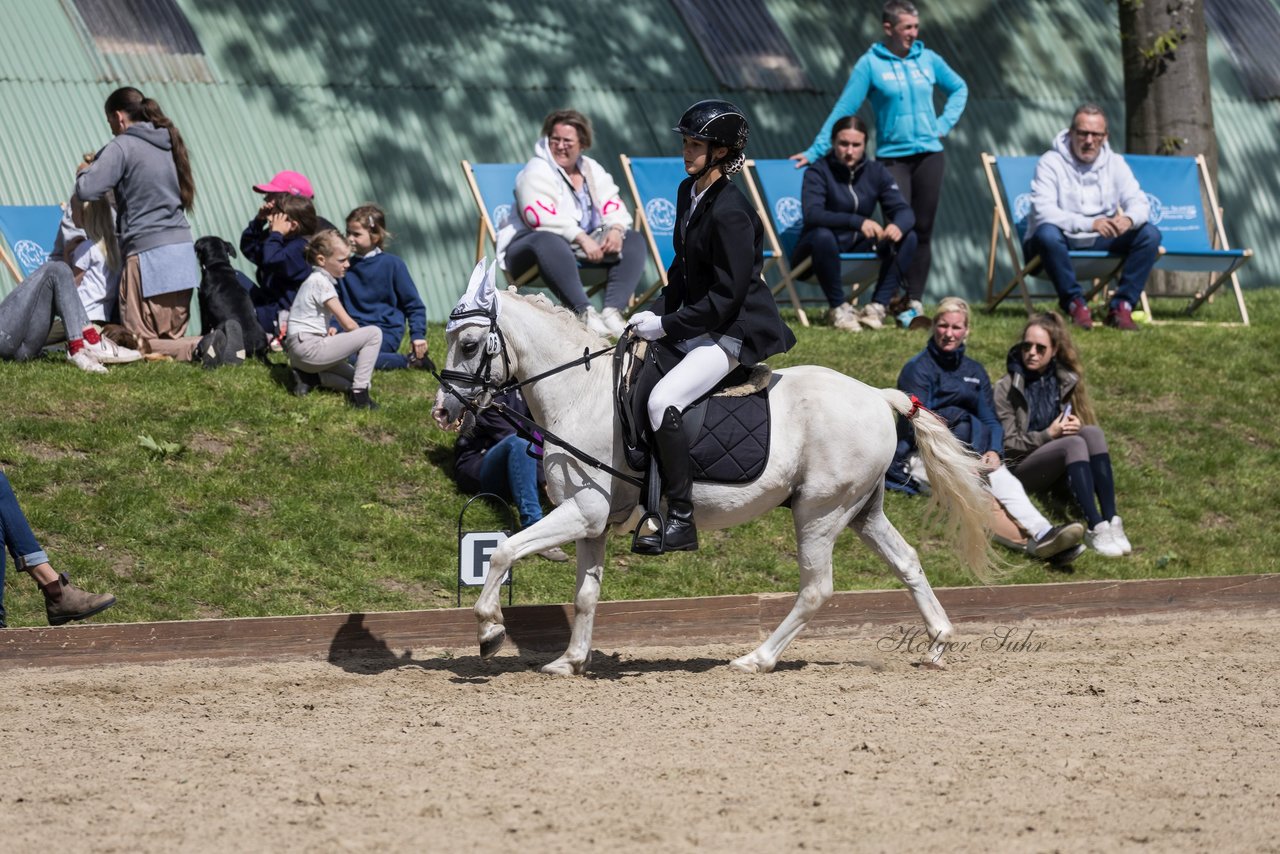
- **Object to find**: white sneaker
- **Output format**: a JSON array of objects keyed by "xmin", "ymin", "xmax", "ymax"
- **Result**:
[
  {"xmin": 1085, "ymin": 520, "xmax": 1125, "ymax": 557},
  {"xmin": 600, "ymin": 306, "xmax": 628, "ymax": 337},
  {"xmin": 68, "ymin": 348, "xmax": 108, "ymax": 374},
  {"xmin": 580, "ymin": 306, "xmax": 612, "ymax": 338},
  {"xmin": 828, "ymin": 302, "xmax": 860, "ymax": 332},
  {"xmin": 1109, "ymin": 516, "xmax": 1132, "ymax": 554},
  {"xmin": 84, "ymin": 337, "xmax": 143, "ymax": 364},
  {"xmin": 858, "ymin": 302, "xmax": 887, "ymax": 330}
]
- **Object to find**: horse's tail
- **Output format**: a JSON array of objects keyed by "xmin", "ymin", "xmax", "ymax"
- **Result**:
[{"xmin": 879, "ymin": 389, "xmax": 998, "ymax": 583}]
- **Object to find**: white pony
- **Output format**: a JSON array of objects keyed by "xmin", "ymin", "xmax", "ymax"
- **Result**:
[{"xmin": 435, "ymin": 262, "xmax": 995, "ymax": 675}]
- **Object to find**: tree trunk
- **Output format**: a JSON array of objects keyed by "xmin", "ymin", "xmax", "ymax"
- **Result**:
[{"xmin": 1119, "ymin": 0, "xmax": 1218, "ymax": 297}]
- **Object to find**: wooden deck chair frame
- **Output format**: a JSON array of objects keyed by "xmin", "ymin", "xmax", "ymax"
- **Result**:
[
  {"xmin": 460, "ymin": 160, "xmax": 610, "ymax": 299},
  {"xmin": 982, "ymin": 153, "xmax": 1125, "ymax": 315},
  {"xmin": 617, "ymin": 154, "xmax": 678, "ymax": 310},
  {"xmin": 1127, "ymin": 153, "xmax": 1251, "ymax": 326},
  {"xmin": 743, "ymin": 160, "xmax": 891, "ymax": 329}
]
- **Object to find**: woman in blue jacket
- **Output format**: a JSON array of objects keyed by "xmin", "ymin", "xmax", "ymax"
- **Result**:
[
  {"xmin": 791, "ymin": 115, "xmax": 916, "ymax": 332},
  {"xmin": 792, "ymin": 0, "xmax": 966, "ymax": 314}
]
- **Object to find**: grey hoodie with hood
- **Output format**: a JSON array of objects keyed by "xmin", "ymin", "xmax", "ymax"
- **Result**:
[
  {"xmin": 1023, "ymin": 129, "xmax": 1148, "ymax": 248},
  {"xmin": 75, "ymin": 122, "xmax": 192, "ymax": 256}
]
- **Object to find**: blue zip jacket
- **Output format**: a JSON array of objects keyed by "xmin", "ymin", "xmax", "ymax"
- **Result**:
[
  {"xmin": 803, "ymin": 40, "xmax": 968, "ymax": 163},
  {"xmin": 240, "ymin": 221, "xmax": 310, "ymax": 312},
  {"xmin": 799, "ymin": 152, "xmax": 916, "ymax": 237},
  {"xmin": 337, "ymin": 251, "xmax": 427, "ymax": 343},
  {"xmin": 897, "ymin": 338, "xmax": 1003, "ymax": 456}
]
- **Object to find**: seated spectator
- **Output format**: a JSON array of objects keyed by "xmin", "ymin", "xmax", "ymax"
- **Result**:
[
  {"xmin": 495, "ymin": 109, "xmax": 646, "ymax": 338},
  {"xmin": 338, "ymin": 204, "xmax": 428, "ymax": 370},
  {"xmin": 241, "ymin": 178, "xmax": 320, "ymax": 345},
  {"xmin": 995, "ymin": 311, "xmax": 1132, "ymax": 557},
  {"xmin": 0, "ymin": 260, "xmax": 140, "ymax": 373},
  {"xmin": 790, "ymin": 115, "xmax": 917, "ymax": 332},
  {"xmin": 1, "ymin": 469, "xmax": 116, "ymax": 628},
  {"xmin": 434, "ymin": 388, "xmax": 569, "ymax": 562},
  {"xmin": 890, "ymin": 296, "xmax": 1084, "ymax": 564},
  {"xmin": 285, "ymin": 230, "xmax": 382, "ymax": 409},
  {"xmin": 1023, "ymin": 103, "xmax": 1162, "ymax": 331}
]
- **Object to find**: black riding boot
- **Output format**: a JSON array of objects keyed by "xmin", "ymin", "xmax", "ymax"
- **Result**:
[{"xmin": 633, "ymin": 406, "xmax": 699, "ymax": 554}]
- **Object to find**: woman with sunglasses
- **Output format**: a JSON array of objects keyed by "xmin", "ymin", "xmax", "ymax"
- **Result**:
[{"xmin": 995, "ymin": 312, "xmax": 1131, "ymax": 557}]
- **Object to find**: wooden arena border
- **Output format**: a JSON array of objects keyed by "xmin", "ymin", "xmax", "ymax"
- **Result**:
[{"xmin": 2, "ymin": 574, "xmax": 1277, "ymax": 670}]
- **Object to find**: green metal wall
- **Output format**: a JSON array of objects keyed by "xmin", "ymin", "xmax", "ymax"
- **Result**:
[{"xmin": 1, "ymin": 0, "xmax": 1274, "ymax": 317}]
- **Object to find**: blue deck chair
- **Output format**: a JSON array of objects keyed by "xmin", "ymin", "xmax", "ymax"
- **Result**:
[
  {"xmin": 982, "ymin": 154, "xmax": 1126, "ymax": 315},
  {"xmin": 1124, "ymin": 154, "xmax": 1251, "ymax": 324},
  {"xmin": 0, "ymin": 204, "xmax": 65, "ymax": 286},
  {"xmin": 459, "ymin": 160, "xmax": 608, "ymax": 296},
  {"xmin": 744, "ymin": 159, "xmax": 884, "ymax": 329},
  {"xmin": 617, "ymin": 155, "xmax": 685, "ymax": 309}
]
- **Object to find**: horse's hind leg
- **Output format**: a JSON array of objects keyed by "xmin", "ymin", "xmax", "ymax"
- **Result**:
[
  {"xmin": 730, "ymin": 503, "xmax": 845, "ymax": 674},
  {"xmin": 541, "ymin": 533, "xmax": 607, "ymax": 676},
  {"xmin": 851, "ymin": 499, "xmax": 956, "ymax": 661}
]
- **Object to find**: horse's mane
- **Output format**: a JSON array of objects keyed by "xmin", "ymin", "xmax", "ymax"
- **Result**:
[{"xmin": 501, "ymin": 287, "xmax": 608, "ymax": 344}]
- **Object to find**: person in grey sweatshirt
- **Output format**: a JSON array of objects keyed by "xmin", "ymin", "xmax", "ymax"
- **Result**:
[
  {"xmin": 1022, "ymin": 103, "xmax": 1162, "ymax": 332},
  {"xmin": 75, "ymin": 87, "xmax": 216, "ymax": 362}
]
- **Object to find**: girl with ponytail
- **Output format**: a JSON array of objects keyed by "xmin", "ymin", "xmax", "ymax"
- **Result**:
[{"xmin": 76, "ymin": 86, "xmax": 213, "ymax": 363}]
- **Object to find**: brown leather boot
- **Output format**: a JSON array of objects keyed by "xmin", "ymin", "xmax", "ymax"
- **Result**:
[{"xmin": 42, "ymin": 573, "xmax": 117, "ymax": 626}]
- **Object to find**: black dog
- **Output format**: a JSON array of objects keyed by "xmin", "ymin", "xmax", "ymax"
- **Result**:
[{"xmin": 195, "ymin": 235, "xmax": 269, "ymax": 362}]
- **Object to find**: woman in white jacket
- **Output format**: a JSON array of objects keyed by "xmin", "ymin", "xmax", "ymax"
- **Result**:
[{"xmin": 495, "ymin": 109, "xmax": 646, "ymax": 337}]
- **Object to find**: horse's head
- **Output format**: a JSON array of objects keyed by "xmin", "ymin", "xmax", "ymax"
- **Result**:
[{"xmin": 434, "ymin": 260, "xmax": 518, "ymax": 427}]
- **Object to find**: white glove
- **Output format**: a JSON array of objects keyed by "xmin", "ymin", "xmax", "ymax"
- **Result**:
[{"xmin": 628, "ymin": 311, "xmax": 666, "ymax": 341}]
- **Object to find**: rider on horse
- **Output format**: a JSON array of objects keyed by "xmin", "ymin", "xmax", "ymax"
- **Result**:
[{"xmin": 626, "ymin": 100, "xmax": 797, "ymax": 554}]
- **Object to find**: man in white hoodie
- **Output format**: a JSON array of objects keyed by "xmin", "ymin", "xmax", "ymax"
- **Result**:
[{"xmin": 1022, "ymin": 104, "xmax": 1161, "ymax": 331}]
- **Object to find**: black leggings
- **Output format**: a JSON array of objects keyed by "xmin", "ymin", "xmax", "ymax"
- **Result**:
[{"xmin": 880, "ymin": 150, "xmax": 945, "ymax": 303}]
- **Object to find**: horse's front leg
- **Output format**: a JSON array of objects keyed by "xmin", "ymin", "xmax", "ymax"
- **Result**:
[
  {"xmin": 475, "ymin": 500, "xmax": 595, "ymax": 660},
  {"xmin": 542, "ymin": 534, "xmax": 607, "ymax": 676}
]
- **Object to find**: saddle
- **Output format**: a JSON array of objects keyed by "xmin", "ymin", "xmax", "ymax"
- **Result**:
[{"xmin": 613, "ymin": 335, "xmax": 776, "ymax": 484}]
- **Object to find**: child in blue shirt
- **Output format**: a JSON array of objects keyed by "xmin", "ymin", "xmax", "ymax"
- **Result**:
[
  {"xmin": 241, "ymin": 192, "xmax": 318, "ymax": 346},
  {"xmin": 338, "ymin": 205, "xmax": 428, "ymax": 370}
]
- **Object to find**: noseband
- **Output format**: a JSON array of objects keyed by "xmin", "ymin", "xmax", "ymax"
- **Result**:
[{"xmin": 426, "ymin": 309, "xmax": 644, "ymax": 489}]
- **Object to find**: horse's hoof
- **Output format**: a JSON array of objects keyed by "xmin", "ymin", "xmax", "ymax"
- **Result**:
[
  {"xmin": 728, "ymin": 656, "xmax": 763, "ymax": 674},
  {"xmin": 479, "ymin": 625, "xmax": 507, "ymax": 660},
  {"xmin": 540, "ymin": 657, "xmax": 581, "ymax": 676},
  {"xmin": 913, "ymin": 659, "xmax": 947, "ymax": 671}
]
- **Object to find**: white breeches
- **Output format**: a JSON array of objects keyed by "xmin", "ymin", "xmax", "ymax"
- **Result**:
[
  {"xmin": 987, "ymin": 464, "xmax": 1051, "ymax": 538},
  {"xmin": 647, "ymin": 336, "xmax": 739, "ymax": 430}
]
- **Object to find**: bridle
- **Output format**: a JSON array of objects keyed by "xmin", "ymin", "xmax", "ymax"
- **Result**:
[{"xmin": 427, "ymin": 305, "xmax": 645, "ymax": 489}]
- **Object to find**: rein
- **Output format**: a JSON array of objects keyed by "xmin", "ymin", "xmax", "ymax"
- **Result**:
[{"xmin": 428, "ymin": 309, "xmax": 645, "ymax": 489}]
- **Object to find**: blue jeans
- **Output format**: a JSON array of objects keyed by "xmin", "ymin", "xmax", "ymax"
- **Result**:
[
  {"xmin": 0, "ymin": 261, "xmax": 91, "ymax": 360},
  {"xmin": 478, "ymin": 435, "xmax": 543, "ymax": 529},
  {"xmin": 1024, "ymin": 222, "xmax": 1162, "ymax": 310},
  {"xmin": 1, "ymin": 472, "xmax": 50, "ymax": 628},
  {"xmin": 792, "ymin": 227, "xmax": 918, "ymax": 309}
]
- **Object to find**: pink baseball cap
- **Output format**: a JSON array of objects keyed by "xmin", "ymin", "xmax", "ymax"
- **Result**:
[{"xmin": 253, "ymin": 170, "xmax": 314, "ymax": 198}]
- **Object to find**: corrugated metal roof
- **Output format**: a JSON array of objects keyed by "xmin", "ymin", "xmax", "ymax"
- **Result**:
[{"xmin": 1, "ymin": 0, "xmax": 1275, "ymax": 318}]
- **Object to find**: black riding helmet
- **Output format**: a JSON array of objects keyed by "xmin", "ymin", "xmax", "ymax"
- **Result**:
[{"xmin": 672, "ymin": 99, "xmax": 750, "ymax": 152}]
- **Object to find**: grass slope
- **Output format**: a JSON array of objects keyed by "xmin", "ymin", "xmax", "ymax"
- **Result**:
[{"xmin": 1, "ymin": 290, "xmax": 1277, "ymax": 627}]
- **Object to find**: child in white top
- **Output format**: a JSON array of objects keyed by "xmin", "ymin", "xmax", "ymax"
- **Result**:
[{"xmin": 285, "ymin": 230, "xmax": 382, "ymax": 409}]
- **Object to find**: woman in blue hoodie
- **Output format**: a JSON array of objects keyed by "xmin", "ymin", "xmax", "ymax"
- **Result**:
[
  {"xmin": 792, "ymin": 1, "xmax": 967, "ymax": 314},
  {"xmin": 791, "ymin": 115, "xmax": 916, "ymax": 332},
  {"xmin": 76, "ymin": 87, "xmax": 206, "ymax": 362}
]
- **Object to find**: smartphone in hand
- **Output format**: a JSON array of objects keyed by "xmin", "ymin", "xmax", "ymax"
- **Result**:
[{"xmin": 1062, "ymin": 403, "xmax": 1073, "ymax": 419}]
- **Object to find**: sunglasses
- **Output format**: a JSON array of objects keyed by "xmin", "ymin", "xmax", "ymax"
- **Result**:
[{"xmin": 1020, "ymin": 341, "xmax": 1049, "ymax": 356}]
